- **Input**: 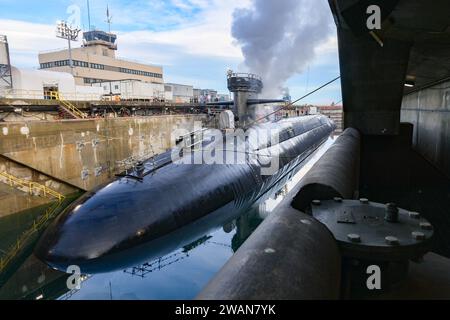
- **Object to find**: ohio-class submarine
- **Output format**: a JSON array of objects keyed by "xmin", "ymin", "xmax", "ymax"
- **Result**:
[{"xmin": 35, "ymin": 72, "xmax": 336, "ymax": 273}]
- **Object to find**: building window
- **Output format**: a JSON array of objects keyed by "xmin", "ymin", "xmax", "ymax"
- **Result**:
[
  {"xmin": 90, "ymin": 63, "xmax": 105, "ymax": 70},
  {"xmin": 41, "ymin": 59, "xmax": 163, "ymax": 79},
  {"xmin": 84, "ymin": 78, "xmax": 105, "ymax": 84}
]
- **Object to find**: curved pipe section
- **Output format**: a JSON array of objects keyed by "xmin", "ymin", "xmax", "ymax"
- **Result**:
[
  {"xmin": 197, "ymin": 207, "xmax": 341, "ymax": 300},
  {"xmin": 291, "ymin": 127, "xmax": 361, "ymax": 212}
]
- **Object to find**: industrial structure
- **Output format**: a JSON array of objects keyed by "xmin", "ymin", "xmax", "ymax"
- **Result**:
[
  {"xmin": 0, "ymin": 30, "xmax": 235, "ymax": 117},
  {"xmin": 164, "ymin": 83, "xmax": 194, "ymax": 103},
  {"xmin": 39, "ymin": 30, "xmax": 164, "ymax": 86},
  {"xmin": 197, "ymin": 0, "xmax": 450, "ymax": 300},
  {"xmin": 93, "ymin": 79, "xmax": 166, "ymax": 102},
  {"xmin": 7, "ymin": 0, "xmax": 450, "ymax": 302},
  {"xmin": 286, "ymin": 104, "xmax": 343, "ymax": 133},
  {"xmin": 1, "ymin": 26, "xmax": 270, "ymax": 120},
  {"xmin": 228, "ymin": 72, "xmax": 263, "ymax": 127},
  {"xmin": 6, "ymin": 67, "xmax": 103, "ymax": 101},
  {"xmin": 0, "ymin": 36, "xmax": 13, "ymax": 91}
]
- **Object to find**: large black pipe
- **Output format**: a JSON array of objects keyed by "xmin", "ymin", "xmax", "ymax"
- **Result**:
[
  {"xmin": 291, "ymin": 127, "xmax": 361, "ymax": 212},
  {"xmin": 197, "ymin": 206, "xmax": 341, "ymax": 300}
]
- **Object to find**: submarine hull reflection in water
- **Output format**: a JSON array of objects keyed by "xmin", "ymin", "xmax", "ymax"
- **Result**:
[{"xmin": 35, "ymin": 115, "xmax": 335, "ymax": 273}]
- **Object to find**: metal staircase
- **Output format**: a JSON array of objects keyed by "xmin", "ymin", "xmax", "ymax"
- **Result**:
[{"xmin": 49, "ymin": 92, "xmax": 87, "ymax": 119}]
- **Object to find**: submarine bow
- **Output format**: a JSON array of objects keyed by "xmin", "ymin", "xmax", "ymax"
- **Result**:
[{"xmin": 35, "ymin": 115, "xmax": 336, "ymax": 272}]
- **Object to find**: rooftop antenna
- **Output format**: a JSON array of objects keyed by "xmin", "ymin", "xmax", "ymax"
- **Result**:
[
  {"xmin": 106, "ymin": 5, "xmax": 113, "ymax": 48},
  {"xmin": 106, "ymin": 5, "xmax": 112, "ymax": 33},
  {"xmin": 87, "ymin": 0, "xmax": 92, "ymax": 31}
]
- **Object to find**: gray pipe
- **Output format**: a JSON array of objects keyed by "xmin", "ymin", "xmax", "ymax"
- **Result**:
[
  {"xmin": 197, "ymin": 207, "xmax": 341, "ymax": 300},
  {"xmin": 291, "ymin": 127, "xmax": 361, "ymax": 212}
]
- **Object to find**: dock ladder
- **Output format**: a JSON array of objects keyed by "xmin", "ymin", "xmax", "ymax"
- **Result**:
[{"xmin": 49, "ymin": 92, "xmax": 87, "ymax": 119}]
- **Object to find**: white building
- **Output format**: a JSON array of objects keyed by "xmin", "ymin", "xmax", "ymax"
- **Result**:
[
  {"xmin": 93, "ymin": 80, "xmax": 165, "ymax": 101},
  {"xmin": 193, "ymin": 88, "xmax": 230, "ymax": 104},
  {"xmin": 39, "ymin": 30, "xmax": 164, "ymax": 86},
  {"xmin": 217, "ymin": 93, "xmax": 231, "ymax": 102},
  {"xmin": 200, "ymin": 89, "xmax": 218, "ymax": 103},
  {"xmin": 2, "ymin": 66, "xmax": 103, "ymax": 101},
  {"xmin": 165, "ymin": 83, "xmax": 194, "ymax": 103},
  {"xmin": 164, "ymin": 85, "xmax": 174, "ymax": 102}
]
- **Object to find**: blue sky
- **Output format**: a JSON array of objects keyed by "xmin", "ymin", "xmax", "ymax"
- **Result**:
[{"xmin": 0, "ymin": 0, "xmax": 342, "ymax": 104}]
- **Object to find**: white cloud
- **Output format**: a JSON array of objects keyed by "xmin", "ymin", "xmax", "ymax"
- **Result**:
[
  {"xmin": 315, "ymin": 35, "xmax": 338, "ymax": 55},
  {"xmin": 118, "ymin": 0, "xmax": 249, "ymax": 60},
  {"xmin": 0, "ymin": 0, "xmax": 339, "ymax": 100},
  {"xmin": 0, "ymin": 0, "xmax": 248, "ymax": 68},
  {"xmin": 0, "ymin": 19, "xmax": 82, "ymax": 68}
]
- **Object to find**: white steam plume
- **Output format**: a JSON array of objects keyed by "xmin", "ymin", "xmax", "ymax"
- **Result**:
[{"xmin": 232, "ymin": 0, "xmax": 334, "ymax": 97}]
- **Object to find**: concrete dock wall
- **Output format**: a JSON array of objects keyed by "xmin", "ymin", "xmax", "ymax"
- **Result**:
[
  {"xmin": 0, "ymin": 156, "xmax": 79, "ymax": 218},
  {"xmin": 401, "ymin": 82, "xmax": 450, "ymax": 178},
  {"xmin": 0, "ymin": 115, "xmax": 206, "ymax": 190}
]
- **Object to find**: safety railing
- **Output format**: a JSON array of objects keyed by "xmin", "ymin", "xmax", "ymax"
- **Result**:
[
  {"xmin": 0, "ymin": 89, "xmax": 183, "ymax": 104},
  {"xmin": 0, "ymin": 171, "xmax": 65, "ymax": 201},
  {"xmin": 0, "ymin": 199, "xmax": 65, "ymax": 273},
  {"xmin": 49, "ymin": 91, "xmax": 87, "ymax": 119},
  {"xmin": 0, "ymin": 171, "xmax": 67, "ymax": 273},
  {"xmin": 1, "ymin": 89, "xmax": 102, "ymax": 102},
  {"xmin": 227, "ymin": 72, "xmax": 262, "ymax": 81}
]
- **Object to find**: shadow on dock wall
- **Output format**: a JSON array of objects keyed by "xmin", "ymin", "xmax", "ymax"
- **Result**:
[
  {"xmin": 360, "ymin": 123, "xmax": 450, "ymax": 258},
  {"xmin": 401, "ymin": 80, "xmax": 450, "ymax": 179}
]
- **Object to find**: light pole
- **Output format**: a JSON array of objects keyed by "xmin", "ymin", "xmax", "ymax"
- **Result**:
[{"xmin": 56, "ymin": 21, "xmax": 81, "ymax": 76}]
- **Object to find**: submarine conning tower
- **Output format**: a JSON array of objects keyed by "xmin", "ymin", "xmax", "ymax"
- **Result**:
[{"xmin": 227, "ymin": 71, "xmax": 263, "ymax": 127}]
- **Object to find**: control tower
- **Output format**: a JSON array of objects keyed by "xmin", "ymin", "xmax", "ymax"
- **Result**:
[
  {"xmin": 82, "ymin": 30, "xmax": 117, "ymax": 58},
  {"xmin": 227, "ymin": 71, "xmax": 263, "ymax": 127}
]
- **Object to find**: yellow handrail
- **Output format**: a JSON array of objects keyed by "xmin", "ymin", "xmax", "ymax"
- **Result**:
[
  {"xmin": 2, "ymin": 88, "xmax": 102, "ymax": 101},
  {"xmin": 0, "ymin": 199, "xmax": 65, "ymax": 273},
  {"xmin": 0, "ymin": 171, "xmax": 64, "ymax": 201},
  {"xmin": 49, "ymin": 91, "xmax": 87, "ymax": 119},
  {"xmin": 0, "ymin": 171, "xmax": 68, "ymax": 273}
]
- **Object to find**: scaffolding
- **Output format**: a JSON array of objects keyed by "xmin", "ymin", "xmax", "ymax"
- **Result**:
[{"xmin": 0, "ymin": 35, "xmax": 13, "ymax": 91}]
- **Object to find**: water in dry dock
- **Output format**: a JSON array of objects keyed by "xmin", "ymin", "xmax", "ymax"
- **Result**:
[{"xmin": 0, "ymin": 205, "xmax": 264, "ymax": 300}]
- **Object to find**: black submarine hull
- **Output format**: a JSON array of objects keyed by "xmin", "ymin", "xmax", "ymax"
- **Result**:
[{"xmin": 35, "ymin": 115, "xmax": 335, "ymax": 273}]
